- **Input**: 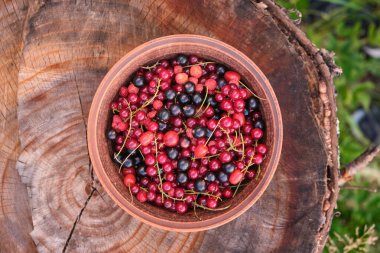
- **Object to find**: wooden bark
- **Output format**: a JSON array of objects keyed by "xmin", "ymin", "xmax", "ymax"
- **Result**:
[{"xmin": 1, "ymin": 0, "xmax": 339, "ymax": 252}]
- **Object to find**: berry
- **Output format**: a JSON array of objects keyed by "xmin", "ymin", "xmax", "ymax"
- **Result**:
[
  {"xmin": 205, "ymin": 79, "xmax": 217, "ymax": 90},
  {"xmin": 206, "ymin": 197, "xmax": 218, "ymax": 208},
  {"xmin": 170, "ymin": 104, "xmax": 182, "ymax": 116},
  {"xmin": 256, "ymin": 144, "xmax": 268, "ymax": 155},
  {"xmin": 177, "ymin": 172, "xmax": 188, "ymax": 184},
  {"xmin": 178, "ymin": 158, "xmax": 190, "ymax": 171},
  {"xmin": 157, "ymin": 108, "xmax": 171, "ymax": 122},
  {"xmin": 174, "ymin": 188, "xmax": 185, "ymax": 198},
  {"xmin": 190, "ymin": 65, "xmax": 202, "ymax": 78},
  {"xmin": 126, "ymin": 138, "xmax": 139, "ymax": 149},
  {"xmin": 233, "ymin": 112, "xmax": 246, "ymax": 126},
  {"xmin": 219, "ymin": 151, "xmax": 233, "ymax": 163},
  {"xmin": 162, "ymin": 181, "xmax": 172, "ymax": 192},
  {"xmin": 209, "ymin": 159, "xmax": 221, "ymax": 171},
  {"xmin": 188, "ymin": 168, "xmax": 199, "ymax": 180},
  {"xmin": 159, "ymin": 70, "xmax": 170, "ymax": 80},
  {"xmin": 224, "ymin": 71, "xmax": 240, "ymax": 83},
  {"xmin": 153, "ymin": 100, "xmax": 163, "ymax": 110},
  {"xmin": 194, "ymin": 144, "xmax": 208, "ymax": 158},
  {"xmin": 253, "ymin": 120, "xmax": 265, "ymax": 129},
  {"xmin": 247, "ymin": 97, "xmax": 259, "ymax": 111},
  {"xmin": 121, "ymin": 158, "xmax": 133, "ymax": 168},
  {"xmin": 182, "ymin": 105, "xmax": 195, "ymax": 117},
  {"xmin": 179, "ymin": 136, "xmax": 191, "ymax": 149},
  {"xmin": 175, "ymin": 73, "xmax": 188, "ymax": 84},
  {"xmin": 166, "ymin": 148, "xmax": 179, "ymax": 160},
  {"xmin": 146, "ymin": 166, "xmax": 158, "ymax": 177},
  {"xmin": 157, "ymin": 152, "xmax": 169, "ymax": 164},
  {"xmin": 205, "ymin": 172, "xmax": 216, "ymax": 182},
  {"xmin": 194, "ymin": 179, "xmax": 206, "ymax": 192},
  {"xmin": 123, "ymin": 174, "xmax": 136, "ymax": 186},
  {"xmin": 165, "ymin": 89, "xmax": 176, "ymax": 100},
  {"xmin": 220, "ymin": 117, "xmax": 233, "ymax": 129},
  {"xmin": 192, "ymin": 93, "xmax": 203, "ymax": 105},
  {"xmin": 147, "ymin": 191, "xmax": 156, "ymax": 202},
  {"xmin": 218, "ymin": 171, "xmax": 228, "ymax": 183},
  {"xmin": 163, "ymin": 131, "xmax": 179, "ymax": 147},
  {"xmin": 184, "ymin": 82, "xmax": 195, "ymax": 93},
  {"xmin": 107, "ymin": 130, "xmax": 117, "ymax": 140},
  {"xmin": 222, "ymin": 188, "xmax": 233, "ymax": 198},
  {"xmin": 147, "ymin": 121, "xmax": 159, "ymax": 132},
  {"xmin": 207, "ymin": 182, "xmax": 219, "ymax": 193},
  {"xmin": 229, "ymin": 169, "xmax": 244, "ymax": 185},
  {"xmin": 175, "ymin": 202, "xmax": 188, "ymax": 214},
  {"xmin": 137, "ymin": 190, "xmax": 147, "ymax": 202},
  {"xmin": 176, "ymin": 54, "xmax": 188, "ymax": 65},
  {"xmin": 253, "ymin": 154, "xmax": 263, "ymax": 165},
  {"xmin": 158, "ymin": 121, "xmax": 168, "ymax": 132},
  {"xmin": 178, "ymin": 93, "xmax": 191, "ymax": 104},
  {"xmin": 251, "ymin": 128, "xmax": 264, "ymax": 140},
  {"xmin": 220, "ymin": 100, "xmax": 233, "ymax": 111},
  {"xmin": 138, "ymin": 131, "xmax": 154, "ymax": 146},
  {"xmin": 193, "ymin": 126, "xmax": 206, "ymax": 138},
  {"xmin": 216, "ymin": 65, "xmax": 226, "ymax": 75},
  {"xmin": 223, "ymin": 163, "xmax": 236, "ymax": 174},
  {"xmin": 217, "ymin": 78, "xmax": 228, "ymax": 88},
  {"xmin": 133, "ymin": 76, "xmax": 146, "ymax": 87},
  {"xmin": 164, "ymin": 198, "xmax": 173, "ymax": 209}
]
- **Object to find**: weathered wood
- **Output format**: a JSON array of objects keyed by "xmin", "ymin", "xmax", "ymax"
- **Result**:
[
  {"xmin": 0, "ymin": 0, "xmax": 36, "ymax": 252},
  {"xmin": 0, "ymin": 0, "xmax": 339, "ymax": 252}
]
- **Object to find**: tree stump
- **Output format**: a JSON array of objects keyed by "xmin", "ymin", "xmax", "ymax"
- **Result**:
[{"xmin": 0, "ymin": 0, "xmax": 340, "ymax": 252}]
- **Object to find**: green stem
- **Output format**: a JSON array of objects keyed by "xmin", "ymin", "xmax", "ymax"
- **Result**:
[
  {"xmin": 193, "ymin": 203, "xmax": 231, "ymax": 211},
  {"xmin": 239, "ymin": 80, "xmax": 266, "ymax": 100},
  {"xmin": 118, "ymin": 143, "xmax": 142, "ymax": 172},
  {"xmin": 133, "ymin": 79, "xmax": 161, "ymax": 115},
  {"xmin": 182, "ymin": 61, "xmax": 215, "ymax": 68}
]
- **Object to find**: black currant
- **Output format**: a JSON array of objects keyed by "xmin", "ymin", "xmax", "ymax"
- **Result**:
[
  {"xmin": 178, "ymin": 158, "xmax": 190, "ymax": 171},
  {"xmin": 194, "ymin": 179, "xmax": 206, "ymax": 192},
  {"xmin": 133, "ymin": 76, "xmax": 145, "ymax": 87},
  {"xmin": 182, "ymin": 105, "xmax": 195, "ymax": 117}
]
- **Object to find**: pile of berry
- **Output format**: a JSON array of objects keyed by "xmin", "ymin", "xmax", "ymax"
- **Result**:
[{"xmin": 107, "ymin": 54, "xmax": 267, "ymax": 214}]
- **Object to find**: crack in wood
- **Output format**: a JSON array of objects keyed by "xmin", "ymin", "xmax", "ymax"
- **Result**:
[
  {"xmin": 61, "ymin": 63, "xmax": 98, "ymax": 253},
  {"xmin": 62, "ymin": 186, "xmax": 96, "ymax": 253}
]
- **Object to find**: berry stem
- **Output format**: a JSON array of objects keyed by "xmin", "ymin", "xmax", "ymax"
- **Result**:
[
  {"xmin": 256, "ymin": 165, "xmax": 261, "ymax": 180},
  {"xmin": 193, "ymin": 205, "xmax": 201, "ymax": 221},
  {"xmin": 118, "ymin": 143, "xmax": 142, "ymax": 172},
  {"xmin": 238, "ymin": 80, "xmax": 266, "ymax": 100},
  {"xmin": 233, "ymin": 156, "xmax": 255, "ymax": 197},
  {"xmin": 154, "ymin": 135, "xmax": 165, "ymax": 200},
  {"xmin": 182, "ymin": 61, "xmax": 215, "ymax": 68},
  {"xmin": 114, "ymin": 100, "xmax": 133, "ymax": 161},
  {"xmin": 205, "ymin": 117, "xmax": 223, "ymax": 145},
  {"xmin": 133, "ymin": 79, "xmax": 161, "ymax": 115},
  {"xmin": 193, "ymin": 203, "xmax": 231, "ymax": 211},
  {"xmin": 184, "ymin": 190, "xmax": 222, "ymax": 201},
  {"xmin": 141, "ymin": 61, "xmax": 159, "ymax": 70},
  {"xmin": 194, "ymin": 87, "xmax": 208, "ymax": 117}
]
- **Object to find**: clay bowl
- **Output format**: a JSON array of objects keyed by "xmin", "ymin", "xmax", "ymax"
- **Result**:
[{"xmin": 88, "ymin": 34, "xmax": 282, "ymax": 232}]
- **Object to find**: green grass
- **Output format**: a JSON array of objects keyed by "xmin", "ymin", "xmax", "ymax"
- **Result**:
[{"xmin": 277, "ymin": 0, "xmax": 380, "ymax": 252}]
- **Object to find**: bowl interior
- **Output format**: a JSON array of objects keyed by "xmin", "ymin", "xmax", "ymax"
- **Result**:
[{"xmin": 90, "ymin": 35, "xmax": 282, "ymax": 231}]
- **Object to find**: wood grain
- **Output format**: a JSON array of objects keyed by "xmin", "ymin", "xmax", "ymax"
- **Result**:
[
  {"xmin": 0, "ymin": 0, "xmax": 36, "ymax": 252},
  {"xmin": 0, "ymin": 0, "xmax": 339, "ymax": 252}
]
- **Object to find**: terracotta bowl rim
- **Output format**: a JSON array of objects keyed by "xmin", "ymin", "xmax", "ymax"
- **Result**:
[{"xmin": 88, "ymin": 34, "xmax": 283, "ymax": 232}]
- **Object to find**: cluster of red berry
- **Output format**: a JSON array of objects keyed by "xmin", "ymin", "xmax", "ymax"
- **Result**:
[{"xmin": 108, "ymin": 54, "xmax": 267, "ymax": 214}]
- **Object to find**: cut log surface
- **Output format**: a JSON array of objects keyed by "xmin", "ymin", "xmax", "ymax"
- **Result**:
[
  {"xmin": 0, "ymin": 0, "xmax": 36, "ymax": 252},
  {"xmin": 1, "ymin": 0, "xmax": 339, "ymax": 252}
]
